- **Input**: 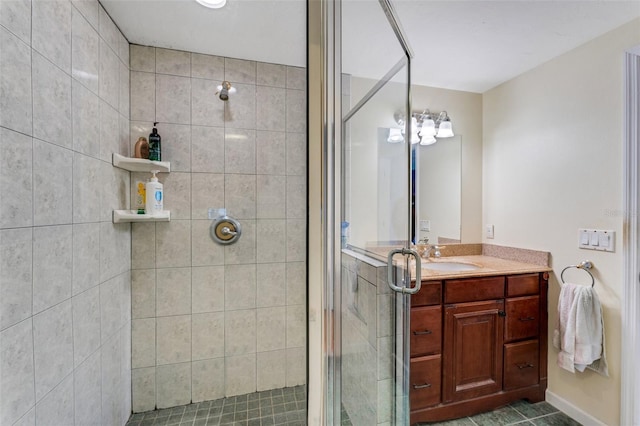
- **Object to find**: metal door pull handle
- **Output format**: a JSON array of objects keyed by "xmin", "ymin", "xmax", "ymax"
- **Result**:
[
  {"xmin": 413, "ymin": 383, "xmax": 432, "ymax": 389},
  {"xmin": 519, "ymin": 316, "xmax": 536, "ymax": 321},
  {"xmin": 413, "ymin": 330, "xmax": 432, "ymax": 335},
  {"xmin": 386, "ymin": 248, "xmax": 422, "ymax": 294},
  {"xmin": 516, "ymin": 363, "xmax": 534, "ymax": 369}
]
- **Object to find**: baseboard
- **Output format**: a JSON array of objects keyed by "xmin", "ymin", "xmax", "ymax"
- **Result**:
[{"xmin": 545, "ymin": 390, "xmax": 606, "ymax": 426}]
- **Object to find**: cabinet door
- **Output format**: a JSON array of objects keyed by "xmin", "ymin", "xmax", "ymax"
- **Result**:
[
  {"xmin": 505, "ymin": 296, "xmax": 539, "ymax": 342},
  {"xmin": 504, "ymin": 339, "xmax": 539, "ymax": 390},
  {"xmin": 410, "ymin": 355, "xmax": 442, "ymax": 410},
  {"xmin": 443, "ymin": 300, "xmax": 504, "ymax": 402},
  {"xmin": 506, "ymin": 274, "xmax": 540, "ymax": 297},
  {"xmin": 412, "ymin": 281, "xmax": 442, "ymax": 307},
  {"xmin": 444, "ymin": 276, "xmax": 504, "ymax": 304},
  {"xmin": 411, "ymin": 306, "xmax": 442, "ymax": 357}
]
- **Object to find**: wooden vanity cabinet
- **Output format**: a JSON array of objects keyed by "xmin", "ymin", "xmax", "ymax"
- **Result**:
[{"xmin": 410, "ymin": 272, "xmax": 548, "ymax": 425}]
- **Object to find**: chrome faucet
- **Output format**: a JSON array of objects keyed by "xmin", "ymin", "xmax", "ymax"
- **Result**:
[
  {"xmin": 415, "ymin": 237, "xmax": 430, "ymax": 258},
  {"xmin": 416, "ymin": 238, "xmax": 444, "ymax": 259},
  {"xmin": 430, "ymin": 245, "xmax": 444, "ymax": 258}
]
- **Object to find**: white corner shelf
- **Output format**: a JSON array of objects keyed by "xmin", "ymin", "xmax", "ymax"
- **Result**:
[
  {"xmin": 113, "ymin": 210, "xmax": 171, "ymax": 224},
  {"xmin": 112, "ymin": 153, "xmax": 171, "ymax": 173}
]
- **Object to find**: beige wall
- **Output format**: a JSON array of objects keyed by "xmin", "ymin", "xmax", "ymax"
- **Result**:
[{"xmin": 483, "ymin": 18, "xmax": 640, "ymax": 426}]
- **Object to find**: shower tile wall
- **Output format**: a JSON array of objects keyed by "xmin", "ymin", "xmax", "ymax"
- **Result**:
[
  {"xmin": 0, "ymin": 1, "xmax": 132, "ymax": 425},
  {"xmin": 128, "ymin": 45, "xmax": 307, "ymax": 412}
]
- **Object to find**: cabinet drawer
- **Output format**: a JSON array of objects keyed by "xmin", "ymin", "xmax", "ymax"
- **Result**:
[
  {"xmin": 505, "ymin": 296, "xmax": 539, "ymax": 342},
  {"xmin": 411, "ymin": 306, "xmax": 442, "ymax": 356},
  {"xmin": 410, "ymin": 354, "xmax": 441, "ymax": 410},
  {"xmin": 412, "ymin": 281, "xmax": 442, "ymax": 307},
  {"xmin": 507, "ymin": 274, "xmax": 540, "ymax": 297},
  {"xmin": 444, "ymin": 276, "xmax": 505, "ymax": 304},
  {"xmin": 504, "ymin": 340, "xmax": 539, "ymax": 390}
]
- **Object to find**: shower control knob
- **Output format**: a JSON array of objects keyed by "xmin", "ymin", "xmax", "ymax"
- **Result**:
[
  {"xmin": 221, "ymin": 226, "xmax": 237, "ymax": 236},
  {"xmin": 210, "ymin": 215, "xmax": 242, "ymax": 245}
]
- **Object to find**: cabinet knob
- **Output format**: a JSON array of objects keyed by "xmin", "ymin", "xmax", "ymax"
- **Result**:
[
  {"xmin": 498, "ymin": 310, "xmax": 506, "ymax": 317},
  {"xmin": 413, "ymin": 383, "xmax": 432, "ymax": 389},
  {"xmin": 413, "ymin": 330, "xmax": 432, "ymax": 335}
]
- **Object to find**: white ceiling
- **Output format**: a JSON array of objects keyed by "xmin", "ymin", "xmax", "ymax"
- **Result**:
[{"xmin": 102, "ymin": 0, "xmax": 640, "ymax": 93}]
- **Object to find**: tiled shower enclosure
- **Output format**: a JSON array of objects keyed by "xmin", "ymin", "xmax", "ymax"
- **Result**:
[{"xmin": 128, "ymin": 45, "xmax": 307, "ymax": 411}]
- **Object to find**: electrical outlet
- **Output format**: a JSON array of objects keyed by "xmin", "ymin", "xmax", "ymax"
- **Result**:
[
  {"xmin": 420, "ymin": 220, "xmax": 431, "ymax": 232},
  {"xmin": 486, "ymin": 224, "xmax": 494, "ymax": 239}
]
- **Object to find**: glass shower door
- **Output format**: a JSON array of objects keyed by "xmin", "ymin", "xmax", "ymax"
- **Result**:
[{"xmin": 338, "ymin": 0, "xmax": 416, "ymax": 424}]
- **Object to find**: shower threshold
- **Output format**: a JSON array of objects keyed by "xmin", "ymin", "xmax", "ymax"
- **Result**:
[{"xmin": 126, "ymin": 385, "xmax": 306, "ymax": 426}]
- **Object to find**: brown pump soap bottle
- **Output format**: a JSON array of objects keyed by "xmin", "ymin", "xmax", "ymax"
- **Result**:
[{"xmin": 134, "ymin": 137, "xmax": 150, "ymax": 159}]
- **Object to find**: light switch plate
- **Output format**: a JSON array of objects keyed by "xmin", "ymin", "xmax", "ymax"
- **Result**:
[
  {"xmin": 578, "ymin": 228, "xmax": 615, "ymax": 252},
  {"xmin": 485, "ymin": 224, "xmax": 494, "ymax": 239},
  {"xmin": 420, "ymin": 220, "xmax": 430, "ymax": 232}
]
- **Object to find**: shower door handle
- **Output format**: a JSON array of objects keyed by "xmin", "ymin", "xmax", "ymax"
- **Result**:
[{"xmin": 387, "ymin": 248, "xmax": 422, "ymax": 295}]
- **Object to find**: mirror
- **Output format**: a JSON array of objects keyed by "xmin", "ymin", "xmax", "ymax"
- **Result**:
[
  {"xmin": 343, "ymin": 77, "xmax": 464, "ymax": 251},
  {"xmin": 414, "ymin": 136, "xmax": 462, "ymax": 244},
  {"xmin": 342, "ymin": 77, "xmax": 409, "ymax": 251}
]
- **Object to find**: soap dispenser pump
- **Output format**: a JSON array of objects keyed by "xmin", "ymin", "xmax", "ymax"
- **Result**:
[
  {"xmin": 148, "ymin": 122, "xmax": 161, "ymax": 161},
  {"xmin": 145, "ymin": 170, "xmax": 163, "ymax": 216}
]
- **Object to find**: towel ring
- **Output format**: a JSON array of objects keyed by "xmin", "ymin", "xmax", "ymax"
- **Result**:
[{"xmin": 560, "ymin": 260, "xmax": 595, "ymax": 287}]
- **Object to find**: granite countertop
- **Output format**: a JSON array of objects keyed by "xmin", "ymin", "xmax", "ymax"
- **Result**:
[{"xmin": 411, "ymin": 255, "xmax": 551, "ymax": 282}]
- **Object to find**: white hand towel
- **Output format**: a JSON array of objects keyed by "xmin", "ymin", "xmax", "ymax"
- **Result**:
[{"xmin": 553, "ymin": 283, "xmax": 608, "ymax": 377}]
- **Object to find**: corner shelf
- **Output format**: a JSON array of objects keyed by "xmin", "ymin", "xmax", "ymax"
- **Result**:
[
  {"xmin": 113, "ymin": 210, "xmax": 171, "ymax": 224},
  {"xmin": 112, "ymin": 153, "xmax": 171, "ymax": 173},
  {"xmin": 111, "ymin": 153, "xmax": 171, "ymax": 223}
]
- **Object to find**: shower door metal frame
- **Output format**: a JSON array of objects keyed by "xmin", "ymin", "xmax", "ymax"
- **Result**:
[
  {"xmin": 319, "ymin": 0, "xmax": 415, "ymax": 423},
  {"xmin": 621, "ymin": 46, "xmax": 640, "ymax": 426}
]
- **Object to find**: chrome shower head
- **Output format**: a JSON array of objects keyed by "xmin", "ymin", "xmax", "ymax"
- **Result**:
[{"xmin": 217, "ymin": 81, "xmax": 234, "ymax": 101}]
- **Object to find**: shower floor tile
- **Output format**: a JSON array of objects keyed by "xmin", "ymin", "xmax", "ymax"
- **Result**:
[{"xmin": 126, "ymin": 386, "xmax": 307, "ymax": 426}]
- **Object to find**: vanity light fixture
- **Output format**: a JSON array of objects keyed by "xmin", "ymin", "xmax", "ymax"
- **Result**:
[
  {"xmin": 420, "ymin": 134, "xmax": 437, "ymax": 146},
  {"xmin": 389, "ymin": 109, "xmax": 455, "ymax": 145},
  {"xmin": 195, "ymin": 0, "xmax": 227, "ymax": 9},
  {"xmin": 436, "ymin": 112, "xmax": 454, "ymax": 138},
  {"xmin": 387, "ymin": 128, "xmax": 404, "ymax": 143}
]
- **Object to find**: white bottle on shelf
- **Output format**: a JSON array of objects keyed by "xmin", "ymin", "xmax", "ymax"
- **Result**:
[{"xmin": 145, "ymin": 170, "xmax": 163, "ymax": 216}]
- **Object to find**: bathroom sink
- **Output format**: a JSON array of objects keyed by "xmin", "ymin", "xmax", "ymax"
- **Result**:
[{"xmin": 421, "ymin": 261, "xmax": 480, "ymax": 272}]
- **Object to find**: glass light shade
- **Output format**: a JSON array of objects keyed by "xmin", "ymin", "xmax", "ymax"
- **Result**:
[
  {"xmin": 410, "ymin": 117, "xmax": 420, "ymax": 144},
  {"xmin": 420, "ymin": 135, "xmax": 437, "ymax": 146},
  {"xmin": 387, "ymin": 128, "xmax": 403, "ymax": 143},
  {"xmin": 419, "ymin": 118, "xmax": 436, "ymax": 137},
  {"xmin": 436, "ymin": 120, "xmax": 454, "ymax": 138},
  {"xmin": 196, "ymin": 0, "xmax": 226, "ymax": 8},
  {"xmin": 411, "ymin": 131, "xmax": 420, "ymax": 144}
]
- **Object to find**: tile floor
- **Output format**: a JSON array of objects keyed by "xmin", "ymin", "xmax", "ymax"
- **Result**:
[
  {"xmin": 126, "ymin": 389, "xmax": 581, "ymax": 426},
  {"xmin": 417, "ymin": 400, "xmax": 582, "ymax": 426},
  {"xmin": 125, "ymin": 386, "xmax": 306, "ymax": 426}
]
